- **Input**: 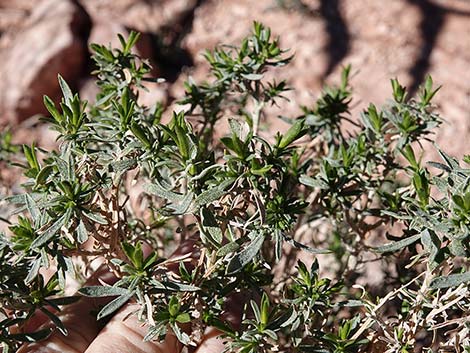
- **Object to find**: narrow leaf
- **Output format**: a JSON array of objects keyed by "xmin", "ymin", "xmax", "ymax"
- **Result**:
[
  {"xmin": 227, "ymin": 232, "xmax": 264, "ymax": 274},
  {"xmin": 372, "ymin": 233, "xmax": 422, "ymax": 253},
  {"xmin": 83, "ymin": 211, "xmax": 108, "ymax": 225},
  {"xmin": 31, "ymin": 209, "xmax": 71, "ymax": 248},
  {"xmin": 194, "ymin": 178, "xmax": 234, "ymax": 207},
  {"xmin": 58, "ymin": 75, "xmax": 73, "ymax": 104},
  {"xmin": 79, "ymin": 286, "xmax": 131, "ymax": 297},
  {"xmin": 430, "ymin": 271, "xmax": 470, "ymax": 289},
  {"xmin": 76, "ymin": 219, "xmax": 88, "ymax": 244},
  {"xmin": 97, "ymin": 292, "xmax": 133, "ymax": 320},
  {"xmin": 143, "ymin": 182, "xmax": 185, "ymax": 203},
  {"xmin": 278, "ymin": 119, "xmax": 305, "ymax": 149}
]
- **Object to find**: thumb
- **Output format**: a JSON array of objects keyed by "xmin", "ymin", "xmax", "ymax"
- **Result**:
[{"xmin": 84, "ymin": 303, "xmax": 182, "ymax": 353}]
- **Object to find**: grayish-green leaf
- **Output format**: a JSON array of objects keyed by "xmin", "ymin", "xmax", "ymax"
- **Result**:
[
  {"xmin": 83, "ymin": 211, "xmax": 108, "ymax": 225},
  {"xmin": 97, "ymin": 292, "xmax": 134, "ymax": 320},
  {"xmin": 79, "ymin": 285, "xmax": 131, "ymax": 297},
  {"xmin": 150, "ymin": 280, "xmax": 200, "ymax": 292},
  {"xmin": 373, "ymin": 233, "xmax": 422, "ymax": 253},
  {"xmin": 227, "ymin": 231, "xmax": 264, "ymax": 274},
  {"xmin": 200, "ymin": 207, "xmax": 223, "ymax": 247},
  {"xmin": 25, "ymin": 194, "xmax": 40, "ymax": 227},
  {"xmin": 144, "ymin": 181, "xmax": 185, "ymax": 203},
  {"xmin": 194, "ymin": 178, "xmax": 235, "ymax": 207},
  {"xmin": 25, "ymin": 258, "xmax": 42, "ymax": 284},
  {"xmin": 58, "ymin": 74, "xmax": 73, "ymax": 104},
  {"xmin": 31, "ymin": 209, "xmax": 72, "ymax": 248},
  {"xmin": 216, "ymin": 241, "xmax": 240, "ymax": 257},
  {"xmin": 166, "ymin": 192, "xmax": 194, "ymax": 215},
  {"xmin": 430, "ymin": 271, "xmax": 470, "ymax": 289},
  {"xmin": 299, "ymin": 175, "xmax": 329, "ymax": 189},
  {"xmin": 76, "ymin": 219, "xmax": 88, "ymax": 244}
]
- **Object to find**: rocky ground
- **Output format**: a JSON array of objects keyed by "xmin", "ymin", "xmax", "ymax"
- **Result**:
[{"xmin": 0, "ymin": 0, "xmax": 469, "ymax": 157}]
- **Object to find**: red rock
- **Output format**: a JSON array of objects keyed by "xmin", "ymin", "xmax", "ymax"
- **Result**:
[
  {"xmin": 0, "ymin": 0, "xmax": 90, "ymax": 124},
  {"xmin": 80, "ymin": 0, "xmax": 198, "ymax": 33}
]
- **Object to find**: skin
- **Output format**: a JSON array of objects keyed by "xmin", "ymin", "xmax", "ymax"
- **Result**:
[
  {"xmin": 17, "ymin": 300, "xmax": 227, "ymax": 353},
  {"xmin": 16, "ymin": 239, "xmax": 239, "ymax": 353}
]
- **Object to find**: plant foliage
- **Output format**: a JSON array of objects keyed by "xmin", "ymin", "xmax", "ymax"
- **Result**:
[{"xmin": 1, "ymin": 23, "xmax": 470, "ymax": 352}]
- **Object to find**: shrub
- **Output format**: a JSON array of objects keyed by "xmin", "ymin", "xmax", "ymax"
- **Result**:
[{"xmin": 1, "ymin": 22, "xmax": 470, "ymax": 352}]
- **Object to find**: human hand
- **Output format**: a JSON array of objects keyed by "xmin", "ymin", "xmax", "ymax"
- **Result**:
[
  {"xmin": 17, "ymin": 240, "xmax": 239, "ymax": 353},
  {"xmin": 18, "ymin": 301, "xmax": 226, "ymax": 353}
]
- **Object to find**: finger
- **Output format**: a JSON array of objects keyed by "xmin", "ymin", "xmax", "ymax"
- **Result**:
[
  {"xmin": 84, "ymin": 304, "xmax": 182, "ymax": 353},
  {"xmin": 193, "ymin": 327, "xmax": 226, "ymax": 353},
  {"xmin": 84, "ymin": 239, "xmax": 199, "ymax": 353},
  {"xmin": 17, "ymin": 265, "xmax": 117, "ymax": 353}
]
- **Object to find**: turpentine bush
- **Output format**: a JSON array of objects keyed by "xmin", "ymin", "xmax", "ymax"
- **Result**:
[{"xmin": 1, "ymin": 23, "xmax": 470, "ymax": 352}]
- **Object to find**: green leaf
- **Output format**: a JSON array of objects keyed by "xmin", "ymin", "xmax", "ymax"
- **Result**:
[
  {"xmin": 452, "ymin": 195, "xmax": 466, "ymax": 211},
  {"xmin": 427, "ymin": 161, "xmax": 451, "ymax": 173},
  {"xmin": 132, "ymin": 242, "xmax": 144, "ymax": 269},
  {"xmin": 168, "ymin": 296, "xmax": 180, "ymax": 317},
  {"xmin": 412, "ymin": 169, "xmax": 430, "ymax": 207},
  {"xmin": 123, "ymin": 31, "xmax": 140, "ymax": 54},
  {"xmin": 278, "ymin": 119, "xmax": 305, "ymax": 149},
  {"xmin": 367, "ymin": 103, "xmax": 382, "ymax": 132},
  {"xmin": 373, "ymin": 233, "xmax": 422, "ymax": 253},
  {"xmin": 216, "ymin": 241, "xmax": 240, "ymax": 257},
  {"xmin": 130, "ymin": 122, "xmax": 152, "ymax": 148},
  {"xmin": 25, "ymin": 258, "xmax": 42, "ymax": 284},
  {"xmin": 175, "ymin": 125, "xmax": 190, "ymax": 159},
  {"xmin": 401, "ymin": 145, "xmax": 418, "ymax": 170},
  {"xmin": 23, "ymin": 144, "xmax": 40, "ymax": 171},
  {"xmin": 43, "ymin": 95, "xmax": 62, "ymax": 122},
  {"xmin": 170, "ymin": 322, "xmax": 191, "ymax": 345},
  {"xmin": 36, "ymin": 165, "xmax": 54, "ymax": 185},
  {"xmin": 260, "ymin": 292, "xmax": 269, "ymax": 326},
  {"xmin": 121, "ymin": 242, "xmax": 137, "ymax": 266},
  {"xmin": 150, "ymin": 280, "xmax": 200, "ymax": 292},
  {"xmin": 200, "ymin": 207, "xmax": 223, "ymax": 247},
  {"xmin": 83, "ymin": 211, "xmax": 108, "ymax": 225},
  {"xmin": 79, "ymin": 286, "xmax": 131, "ymax": 297},
  {"xmin": 143, "ymin": 252, "xmax": 159, "ymax": 270},
  {"xmin": 97, "ymin": 292, "xmax": 134, "ymax": 320},
  {"xmin": 299, "ymin": 175, "xmax": 329, "ymax": 189},
  {"xmin": 40, "ymin": 308, "xmax": 68, "ymax": 335},
  {"xmin": 430, "ymin": 271, "xmax": 470, "ymax": 289},
  {"xmin": 31, "ymin": 209, "xmax": 72, "ymax": 248},
  {"xmin": 144, "ymin": 182, "xmax": 185, "ymax": 203},
  {"xmin": 194, "ymin": 178, "xmax": 235, "ymax": 207},
  {"xmin": 391, "ymin": 78, "xmax": 406, "ymax": 103},
  {"xmin": 58, "ymin": 74, "xmax": 73, "ymax": 104},
  {"xmin": 76, "ymin": 219, "xmax": 88, "ymax": 244},
  {"xmin": 421, "ymin": 230, "xmax": 441, "ymax": 270},
  {"xmin": 176, "ymin": 313, "xmax": 191, "ymax": 323},
  {"xmin": 251, "ymin": 164, "xmax": 273, "ymax": 176},
  {"xmin": 227, "ymin": 231, "xmax": 264, "ymax": 274},
  {"xmin": 166, "ymin": 192, "xmax": 194, "ymax": 215},
  {"xmin": 25, "ymin": 194, "xmax": 40, "ymax": 225}
]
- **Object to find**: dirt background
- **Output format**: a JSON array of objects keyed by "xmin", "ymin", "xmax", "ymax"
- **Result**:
[{"xmin": 0, "ymin": 0, "xmax": 469, "ymax": 154}]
